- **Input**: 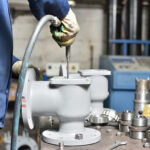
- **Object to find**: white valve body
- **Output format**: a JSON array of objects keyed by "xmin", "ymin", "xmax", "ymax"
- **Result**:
[{"xmin": 22, "ymin": 69, "xmax": 100, "ymax": 146}]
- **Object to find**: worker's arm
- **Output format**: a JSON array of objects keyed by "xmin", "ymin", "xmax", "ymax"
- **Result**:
[
  {"xmin": 12, "ymin": 56, "xmax": 43, "ymax": 80},
  {"xmin": 28, "ymin": 0, "xmax": 80, "ymax": 46},
  {"xmin": 28, "ymin": 0, "xmax": 70, "ymax": 20}
]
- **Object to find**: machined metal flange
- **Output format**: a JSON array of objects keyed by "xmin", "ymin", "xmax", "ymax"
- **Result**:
[
  {"xmin": 89, "ymin": 114, "xmax": 109, "ymax": 124},
  {"xmin": 132, "ymin": 115, "xmax": 147, "ymax": 127}
]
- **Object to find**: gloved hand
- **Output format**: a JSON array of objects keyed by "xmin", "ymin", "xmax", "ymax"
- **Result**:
[
  {"xmin": 50, "ymin": 8, "xmax": 80, "ymax": 46},
  {"xmin": 12, "ymin": 61, "xmax": 43, "ymax": 81}
]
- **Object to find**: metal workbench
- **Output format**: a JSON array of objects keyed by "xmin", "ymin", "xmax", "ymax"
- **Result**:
[{"xmin": 41, "ymin": 126, "xmax": 146, "ymax": 150}]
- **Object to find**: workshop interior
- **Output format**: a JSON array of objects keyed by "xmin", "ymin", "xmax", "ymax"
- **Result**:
[{"xmin": 1, "ymin": 0, "xmax": 150, "ymax": 149}]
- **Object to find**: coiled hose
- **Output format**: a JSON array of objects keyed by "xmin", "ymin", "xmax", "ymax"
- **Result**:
[{"xmin": 11, "ymin": 15, "xmax": 61, "ymax": 150}]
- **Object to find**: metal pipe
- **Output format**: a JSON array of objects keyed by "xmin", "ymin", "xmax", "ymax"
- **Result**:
[
  {"xmin": 128, "ymin": 0, "xmax": 142, "ymax": 55},
  {"xmin": 11, "ymin": 15, "xmax": 60, "ymax": 150},
  {"xmin": 108, "ymin": 0, "xmax": 117, "ymax": 54},
  {"xmin": 141, "ymin": 1, "xmax": 150, "ymax": 55}
]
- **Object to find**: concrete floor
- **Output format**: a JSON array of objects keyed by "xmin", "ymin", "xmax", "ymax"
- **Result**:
[{"xmin": 41, "ymin": 126, "xmax": 146, "ymax": 150}]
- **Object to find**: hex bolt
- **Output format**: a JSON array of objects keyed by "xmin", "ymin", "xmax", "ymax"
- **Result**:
[{"xmin": 75, "ymin": 134, "xmax": 83, "ymax": 140}]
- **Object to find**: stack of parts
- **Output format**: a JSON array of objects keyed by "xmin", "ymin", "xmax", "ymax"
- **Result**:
[
  {"xmin": 130, "ymin": 115, "xmax": 148, "ymax": 140},
  {"xmin": 119, "ymin": 111, "xmax": 133, "ymax": 133}
]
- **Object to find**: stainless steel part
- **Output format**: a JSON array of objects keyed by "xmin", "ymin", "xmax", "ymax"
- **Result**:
[
  {"xmin": 130, "ymin": 131, "xmax": 146, "ymax": 140},
  {"xmin": 121, "ymin": 110, "xmax": 133, "ymax": 121},
  {"xmin": 119, "ymin": 111, "xmax": 133, "ymax": 132},
  {"xmin": 102, "ymin": 109, "xmax": 119, "ymax": 122},
  {"xmin": 119, "ymin": 124, "xmax": 130, "ymax": 132},
  {"xmin": 143, "ymin": 142, "xmax": 150, "ymax": 148},
  {"xmin": 132, "ymin": 115, "xmax": 147, "ymax": 127},
  {"xmin": 107, "ymin": 141, "xmax": 127, "ymax": 150},
  {"xmin": 134, "ymin": 79, "xmax": 150, "ymax": 114},
  {"xmin": 89, "ymin": 114, "xmax": 109, "ymax": 124},
  {"xmin": 66, "ymin": 46, "xmax": 71, "ymax": 79},
  {"xmin": 146, "ymin": 130, "xmax": 150, "ymax": 139}
]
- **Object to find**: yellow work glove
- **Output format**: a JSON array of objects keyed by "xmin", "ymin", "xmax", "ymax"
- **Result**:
[
  {"xmin": 50, "ymin": 8, "xmax": 80, "ymax": 46},
  {"xmin": 12, "ymin": 61, "xmax": 43, "ymax": 81}
]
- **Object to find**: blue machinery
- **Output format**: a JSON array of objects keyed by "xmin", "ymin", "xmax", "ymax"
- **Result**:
[
  {"xmin": 100, "ymin": 39, "xmax": 150, "ymax": 112},
  {"xmin": 109, "ymin": 39, "xmax": 150, "ymax": 56},
  {"xmin": 100, "ymin": 56, "xmax": 150, "ymax": 112}
]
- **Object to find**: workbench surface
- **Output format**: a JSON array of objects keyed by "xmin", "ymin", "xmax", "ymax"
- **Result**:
[{"xmin": 41, "ymin": 126, "xmax": 146, "ymax": 150}]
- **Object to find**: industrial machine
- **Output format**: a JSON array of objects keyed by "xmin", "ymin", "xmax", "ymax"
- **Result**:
[
  {"xmin": 100, "ymin": 56, "xmax": 150, "ymax": 112},
  {"xmin": 11, "ymin": 14, "xmax": 116, "ymax": 149}
]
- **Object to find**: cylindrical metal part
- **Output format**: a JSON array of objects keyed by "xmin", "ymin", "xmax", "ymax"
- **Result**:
[
  {"xmin": 130, "ymin": 115, "xmax": 148, "ymax": 140},
  {"xmin": 119, "ymin": 124, "xmax": 130, "ymax": 132},
  {"xmin": 119, "ymin": 111, "xmax": 133, "ymax": 132},
  {"xmin": 132, "ymin": 115, "xmax": 147, "ymax": 127},
  {"xmin": 130, "ymin": 131, "xmax": 146, "ymax": 140},
  {"xmin": 136, "ymin": 79, "xmax": 149, "ymax": 92},
  {"xmin": 134, "ymin": 79, "xmax": 150, "ymax": 115},
  {"xmin": 121, "ymin": 110, "xmax": 133, "ymax": 121},
  {"xmin": 89, "ymin": 114, "xmax": 109, "ymax": 125}
]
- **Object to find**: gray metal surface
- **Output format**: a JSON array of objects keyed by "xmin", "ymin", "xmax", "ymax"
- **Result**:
[
  {"xmin": 130, "ymin": 131, "xmax": 146, "ymax": 140},
  {"xmin": 119, "ymin": 124, "xmax": 130, "ymax": 133},
  {"xmin": 132, "ymin": 115, "xmax": 147, "ymax": 127},
  {"xmin": 121, "ymin": 111, "xmax": 133, "ymax": 121},
  {"xmin": 130, "ymin": 115, "xmax": 148, "ymax": 140},
  {"xmin": 41, "ymin": 126, "xmax": 147, "ymax": 150},
  {"xmin": 89, "ymin": 114, "xmax": 109, "ymax": 124}
]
